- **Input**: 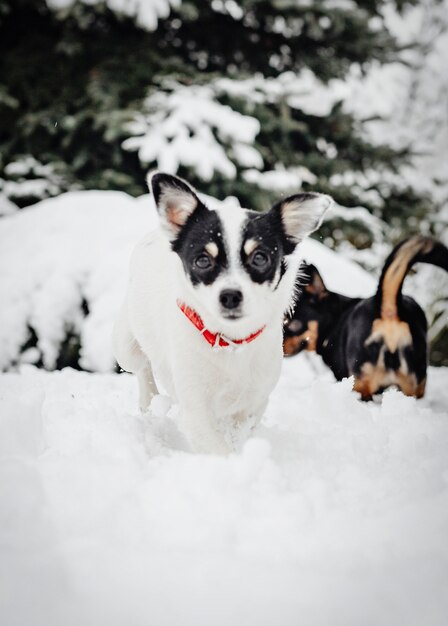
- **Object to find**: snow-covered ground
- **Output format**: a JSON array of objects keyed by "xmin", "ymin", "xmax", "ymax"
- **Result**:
[
  {"xmin": 2, "ymin": 2, "xmax": 447, "ymax": 620},
  {"xmin": 1, "ymin": 357, "xmax": 448, "ymax": 626},
  {"xmin": 1, "ymin": 187, "xmax": 447, "ymax": 626}
]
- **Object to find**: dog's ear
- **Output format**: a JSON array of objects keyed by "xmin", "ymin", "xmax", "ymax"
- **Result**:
[
  {"xmin": 148, "ymin": 172, "xmax": 206, "ymax": 240},
  {"xmin": 304, "ymin": 264, "xmax": 328, "ymax": 300},
  {"xmin": 273, "ymin": 192, "xmax": 333, "ymax": 251}
]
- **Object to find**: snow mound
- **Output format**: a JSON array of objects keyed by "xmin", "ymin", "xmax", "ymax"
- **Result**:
[
  {"xmin": 0, "ymin": 189, "xmax": 375, "ymax": 372},
  {"xmin": 0, "ymin": 191, "xmax": 156, "ymax": 371},
  {"xmin": 1, "ymin": 358, "xmax": 447, "ymax": 626}
]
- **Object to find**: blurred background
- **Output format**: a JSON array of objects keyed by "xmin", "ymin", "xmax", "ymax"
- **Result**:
[{"xmin": 0, "ymin": 0, "xmax": 447, "ymax": 370}]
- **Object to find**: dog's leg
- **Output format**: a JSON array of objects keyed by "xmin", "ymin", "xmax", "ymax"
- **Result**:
[
  {"xmin": 397, "ymin": 372, "xmax": 426, "ymax": 399},
  {"xmin": 114, "ymin": 305, "xmax": 160, "ymax": 411},
  {"xmin": 252, "ymin": 398, "xmax": 268, "ymax": 424},
  {"xmin": 113, "ymin": 304, "xmax": 144, "ymax": 372},
  {"xmin": 416, "ymin": 377, "xmax": 426, "ymax": 399},
  {"xmin": 137, "ymin": 364, "xmax": 159, "ymax": 413},
  {"xmin": 353, "ymin": 375, "xmax": 374, "ymax": 401},
  {"xmin": 229, "ymin": 399, "xmax": 268, "ymax": 450},
  {"xmin": 179, "ymin": 405, "xmax": 231, "ymax": 455}
]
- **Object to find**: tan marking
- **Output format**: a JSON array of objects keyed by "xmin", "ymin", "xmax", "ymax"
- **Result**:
[
  {"xmin": 205, "ymin": 242, "xmax": 219, "ymax": 258},
  {"xmin": 283, "ymin": 321, "xmax": 318, "ymax": 356},
  {"xmin": 353, "ymin": 364, "xmax": 424, "ymax": 400},
  {"xmin": 353, "ymin": 318, "xmax": 427, "ymax": 400},
  {"xmin": 366, "ymin": 318, "xmax": 412, "ymax": 353},
  {"xmin": 306, "ymin": 321, "xmax": 318, "ymax": 351},
  {"xmin": 283, "ymin": 335, "xmax": 304, "ymax": 356},
  {"xmin": 415, "ymin": 377, "xmax": 427, "ymax": 399},
  {"xmin": 381, "ymin": 236, "xmax": 434, "ymax": 319},
  {"xmin": 244, "ymin": 238, "xmax": 258, "ymax": 256},
  {"xmin": 396, "ymin": 372, "xmax": 420, "ymax": 397}
]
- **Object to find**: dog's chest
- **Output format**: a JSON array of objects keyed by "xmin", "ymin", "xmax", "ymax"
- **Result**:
[{"xmin": 173, "ymin": 331, "xmax": 282, "ymax": 415}]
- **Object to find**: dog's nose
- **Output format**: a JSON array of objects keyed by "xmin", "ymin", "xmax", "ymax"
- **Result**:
[{"xmin": 219, "ymin": 289, "xmax": 243, "ymax": 310}]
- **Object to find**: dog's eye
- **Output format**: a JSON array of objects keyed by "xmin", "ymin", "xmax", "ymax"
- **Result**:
[
  {"xmin": 194, "ymin": 253, "xmax": 213, "ymax": 270},
  {"xmin": 287, "ymin": 319, "xmax": 303, "ymax": 333},
  {"xmin": 250, "ymin": 250, "xmax": 270, "ymax": 269}
]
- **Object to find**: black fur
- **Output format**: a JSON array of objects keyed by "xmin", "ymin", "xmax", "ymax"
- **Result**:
[
  {"xmin": 151, "ymin": 172, "xmax": 192, "ymax": 209},
  {"xmin": 283, "ymin": 236, "xmax": 448, "ymax": 400},
  {"xmin": 151, "ymin": 172, "xmax": 228, "ymax": 286},
  {"xmin": 151, "ymin": 174, "xmax": 327, "ymax": 294},
  {"xmin": 240, "ymin": 211, "xmax": 294, "ymax": 286},
  {"xmin": 172, "ymin": 205, "xmax": 228, "ymax": 286}
]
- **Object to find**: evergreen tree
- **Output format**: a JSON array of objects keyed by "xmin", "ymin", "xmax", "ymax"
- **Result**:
[
  {"xmin": 1, "ymin": 0, "xmax": 446, "ymax": 368},
  {"xmin": 0, "ymin": 0, "xmax": 434, "ymax": 247}
]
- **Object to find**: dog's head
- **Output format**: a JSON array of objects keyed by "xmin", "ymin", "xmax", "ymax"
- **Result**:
[
  {"xmin": 283, "ymin": 264, "xmax": 329, "ymax": 356},
  {"xmin": 149, "ymin": 172, "xmax": 332, "ymax": 335},
  {"xmin": 283, "ymin": 263, "xmax": 357, "ymax": 356}
]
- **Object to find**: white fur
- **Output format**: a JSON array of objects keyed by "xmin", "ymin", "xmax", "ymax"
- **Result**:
[
  {"xmin": 114, "ymin": 178, "xmax": 329, "ymax": 454},
  {"xmin": 281, "ymin": 194, "xmax": 332, "ymax": 243}
]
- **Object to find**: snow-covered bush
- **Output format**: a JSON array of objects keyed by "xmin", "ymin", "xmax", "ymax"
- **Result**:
[{"xmin": 0, "ymin": 191, "xmax": 153, "ymax": 372}]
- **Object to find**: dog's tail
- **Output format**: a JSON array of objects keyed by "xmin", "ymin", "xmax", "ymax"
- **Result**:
[{"xmin": 376, "ymin": 235, "xmax": 448, "ymax": 320}]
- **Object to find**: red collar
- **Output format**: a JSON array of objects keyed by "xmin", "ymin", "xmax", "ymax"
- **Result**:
[{"xmin": 177, "ymin": 300, "xmax": 265, "ymax": 349}]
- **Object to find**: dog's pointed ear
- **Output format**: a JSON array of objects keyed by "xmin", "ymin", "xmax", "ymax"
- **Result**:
[
  {"xmin": 304, "ymin": 264, "xmax": 328, "ymax": 299},
  {"xmin": 148, "ymin": 172, "xmax": 206, "ymax": 240},
  {"xmin": 273, "ymin": 192, "xmax": 333, "ymax": 252}
]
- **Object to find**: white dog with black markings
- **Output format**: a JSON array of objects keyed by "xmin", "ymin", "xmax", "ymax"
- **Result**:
[{"xmin": 114, "ymin": 173, "xmax": 332, "ymax": 454}]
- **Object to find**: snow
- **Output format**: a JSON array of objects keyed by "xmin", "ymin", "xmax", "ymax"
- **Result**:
[
  {"xmin": 1, "ymin": 358, "xmax": 447, "ymax": 626},
  {"xmin": 244, "ymin": 166, "xmax": 318, "ymax": 191},
  {"xmin": 46, "ymin": 0, "xmax": 180, "ymax": 31},
  {"xmin": 0, "ymin": 191, "xmax": 18, "ymax": 217},
  {"xmin": 3, "ymin": 178, "xmax": 57, "ymax": 199},
  {"xmin": 218, "ymin": 69, "xmax": 349, "ymax": 117},
  {"xmin": 122, "ymin": 84, "xmax": 262, "ymax": 180},
  {"xmin": 217, "ymin": 1, "xmax": 448, "ymax": 221},
  {"xmin": 7, "ymin": 0, "xmax": 443, "ymax": 260},
  {"xmin": 26, "ymin": 0, "xmax": 448, "ymax": 239},
  {"xmin": 0, "ymin": 189, "xmax": 379, "ymax": 372},
  {"xmin": 0, "ymin": 190, "xmax": 155, "ymax": 372},
  {"xmin": 1, "ymin": 157, "xmax": 447, "ymax": 624},
  {"xmin": 348, "ymin": 0, "xmax": 448, "ymax": 212},
  {"xmin": 2, "ymin": 157, "xmax": 67, "ymax": 204}
]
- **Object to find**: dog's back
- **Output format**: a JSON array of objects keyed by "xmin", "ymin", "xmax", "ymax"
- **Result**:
[{"xmin": 284, "ymin": 236, "xmax": 448, "ymax": 400}]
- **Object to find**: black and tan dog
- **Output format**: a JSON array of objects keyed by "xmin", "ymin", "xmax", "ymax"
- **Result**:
[{"xmin": 283, "ymin": 236, "xmax": 448, "ymax": 400}]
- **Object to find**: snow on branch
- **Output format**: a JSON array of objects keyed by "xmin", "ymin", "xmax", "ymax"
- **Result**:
[
  {"xmin": 243, "ymin": 167, "xmax": 317, "ymax": 191},
  {"xmin": 122, "ymin": 83, "xmax": 263, "ymax": 180},
  {"xmin": 45, "ymin": 0, "xmax": 180, "ymax": 31},
  {"xmin": 327, "ymin": 203, "xmax": 388, "ymax": 246},
  {"xmin": 217, "ymin": 69, "xmax": 349, "ymax": 117}
]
